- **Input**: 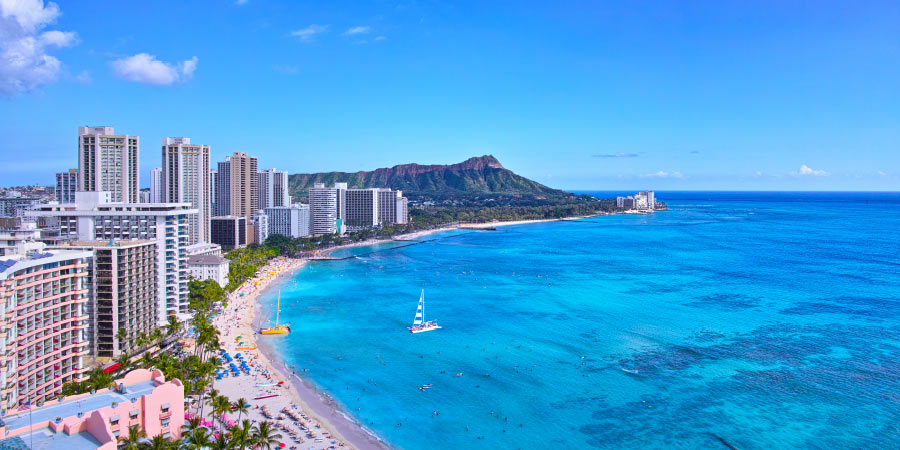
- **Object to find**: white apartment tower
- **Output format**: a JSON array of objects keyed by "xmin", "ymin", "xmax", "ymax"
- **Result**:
[
  {"xmin": 149, "ymin": 168, "xmax": 163, "ymax": 203},
  {"xmin": 265, "ymin": 204, "xmax": 311, "ymax": 238},
  {"xmin": 258, "ymin": 168, "xmax": 290, "ymax": 209},
  {"xmin": 78, "ymin": 126, "xmax": 139, "ymax": 203},
  {"xmin": 309, "ymin": 183, "xmax": 339, "ymax": 235},
  {"xmin": 162, "ymin": 137, "xmax": 211, "ymax": 244},
  {"xmin": 31, "ymin": 192, "xmax": 197, "ymax": 323}
]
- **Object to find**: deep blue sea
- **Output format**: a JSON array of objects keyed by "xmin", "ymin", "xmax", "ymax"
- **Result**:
[{"xmin": 261, "ymin": 191, "xmax": 900, "ymax": 449}]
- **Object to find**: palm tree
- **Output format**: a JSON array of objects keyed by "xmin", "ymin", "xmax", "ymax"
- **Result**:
[
  {"xmin": 151, "ymin": 328, "xmax": 164, "ymax": 347},
  {"xmin": 119, "ymin": 425, "xmax": 146, "ymax": 450},
  {"xmin": 185, "ymin": 427, "xmax": 212, "ymax": 450},
  {"xmin": 250, "ymin": 421, "xmax": 283, "ymax": 450},
  {"xmin": 166, "ymin": 315, "xmax": 183, "ymax": 339},
  {"xmin": 141, "ymin": 434, "xmax": 173, "ymax": 450},
  {"xmin": 115, "ymin": 351, "xmax": 132, "ymax": 375},
  {"xmin": 140, "ymin": 351, "xmax": 154, "ymax": 369},
  {"xmin": 211, "ymin": 395, "xmax": 231, "ymax": 432},
  {"xmin": 87, "ymin": 367, "xmax": 114, "ymax": 391},
  {"xmin": 184, "ymin": 416, "xmax": 201, "ymax": 434},
  {"xmin": 231, "ymin": 419, "xmax": 253, "ymax": 450},
  {"xmin": 210, "ymin": 431, "xmax": 233, "ymax": 450},
  {"xmin": 116, "ymin": 328, "xmax": 128, "ymax": 352},
  {"xmin": 232, "ymin": 397, "xmax": 249, "ymax": 423}
]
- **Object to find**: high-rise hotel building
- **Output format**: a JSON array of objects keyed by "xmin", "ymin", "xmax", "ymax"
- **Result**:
[
  {"xmin": 215, "ymin": 158, "xmax": 231, "ymax": 217},
  {"xmin": 309, "ymin": 183, "xmax": 340, "ymax": 235},
  {"xmin": 0, "ymin": 249, "xmax": 92, "ymax": 408},
  {"xmin": 77, "ymin": 126, "xmax": 139, "ymax": 203},
  {"xmin": 258, "ymin": 168, "xmax": 290, "ymax": 209},
  {"xmin": 55, "ymin": 240, "xmax": 158, "ymax": 358},
  {"xmin": 162, "ymin": 137, "xmax": 211, "ymax": 245},
  {"xmin": 226, "ymin": 152, "xmax": 258, "ymax": 244},
  {"xmin": 31, "ymin": 192, "xmax": 196, "ymax": 324}
]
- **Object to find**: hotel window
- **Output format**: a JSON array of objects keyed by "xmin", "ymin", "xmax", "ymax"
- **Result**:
[
  {"xmin": 113, "ymin": 430, "xmax": 120, "ymax": 437},
  {"xmin": 129, "ymin": 409, "xmax": 139, "ymax": 418},
  {"xmin": 161, "ymin": 418, "xmax": 170, "ymax": 428},
  {"xmin": 110, "ymin": 415, "xmax": 120, "ymax": 425},
  {"xmin": 160, "ymin": 402, "xmax": 170, "ymax": 413}
]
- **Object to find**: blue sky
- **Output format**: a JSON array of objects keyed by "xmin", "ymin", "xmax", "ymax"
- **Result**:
[{"xmin": 0, "ymin": 0, "xmax": 898, "ymax": 190}]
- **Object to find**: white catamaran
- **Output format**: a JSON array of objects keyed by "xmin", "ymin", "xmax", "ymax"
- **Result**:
[{"xmin": 408, "ymin": 289, "xmax": 441, "ymax": 333}]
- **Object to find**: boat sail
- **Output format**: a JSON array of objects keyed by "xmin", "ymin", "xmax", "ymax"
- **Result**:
[
  {"xmin": 260, "ymin": 290, "xmax": 290, "ymax": 335},
  {"xmin": 408, "ymin": 289, "xmax": 441, "ymax": 333}
]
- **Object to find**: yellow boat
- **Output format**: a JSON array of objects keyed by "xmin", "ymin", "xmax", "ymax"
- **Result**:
[{"xmin": 260, "ymin": 290, "xmax": 290, "ymax": 335}]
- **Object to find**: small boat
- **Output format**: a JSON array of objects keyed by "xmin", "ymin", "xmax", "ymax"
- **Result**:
[
  {"xmin": 261, "ymin": 290, "xmax": 291, "ymax": 335},
  {"xmin": 408, "ymin": 289, "xmax": 441, "ymax": 333}
]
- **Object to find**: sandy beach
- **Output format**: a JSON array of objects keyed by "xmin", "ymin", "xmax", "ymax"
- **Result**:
[{"xmin": 207, "ymin": 257, "xmax": 388, "ymax": 450}]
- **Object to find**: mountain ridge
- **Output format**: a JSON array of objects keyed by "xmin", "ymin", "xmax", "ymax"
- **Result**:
[{"xmin": 288, "ymin": 155, "xmax": 573, "ymax": 201}]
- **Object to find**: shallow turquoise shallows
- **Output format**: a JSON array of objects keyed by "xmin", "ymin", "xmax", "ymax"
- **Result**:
[{"xmin": 259, "ymin": 192, "xmax": 900, "ymax": 450}]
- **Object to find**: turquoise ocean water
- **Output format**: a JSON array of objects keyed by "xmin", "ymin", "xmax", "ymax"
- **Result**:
[{"xmin": 260, "ymin": 192, "xmax": 900, "ymax": 449}]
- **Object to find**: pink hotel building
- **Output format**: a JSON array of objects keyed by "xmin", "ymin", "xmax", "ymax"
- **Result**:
[
  {"xmin": 0, "ymin": 249, "xmax": 92, "ymax": 410},
  {"xmin": 0, "ymin": 369, "xmax": 184, "ymax": 449}
]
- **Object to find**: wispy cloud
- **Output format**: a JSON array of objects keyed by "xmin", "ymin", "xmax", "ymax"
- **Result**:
[
  {"xmin": 273, "ymin": 64, "xmax": 299, "ymax": 74},
  {"xmin": 877, "ymin": 170, "xmax": 887, "ymax": 176},
  {"xmin": 290, "ymin": 24, "xmax": 329, "ymax": 42},
  {"xmin": 641, "ymin": 171, "xmax": 684, "ymax": 179},
  {"xmin": 235, "ymin": 0, "xmax": 248, "ymax": 4},
  {"xmin": 110, "ymin": 53, "xmax": 198, "ymax": 86},
  {"xmin": 344, "ymin": 26, "xmax": 371, "ymax": 35},
  {"xmin": 374, "ymin": 35, "xmax": 387, "ymax": 42},
  {"xmin": 793, "ymin": 164, "xmax": 830, "ymax": 176},
  {"xmin": 0, "ymin": 0, "xmax": 79, "ymax": 97},
  {"xmin": 74, "ymin": 70, "xmax": 91, "ymax": 83},
  {"xmin": 593, "ymin": 152, "xmax": 638, "ymax": 158}
]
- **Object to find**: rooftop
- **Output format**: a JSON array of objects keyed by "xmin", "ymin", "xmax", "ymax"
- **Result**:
[
  {"xmin": 61, "ymin": 240, "xmax": 154, "ymax": 248},
  {"xmin": 1, "ymin": 378, "xmax": 158, "ymax": 432},
  {"xmin": 187, "ymin": 254, "xmax": 228, "ymax": 265},
  {"xmin": 1, "ymin": 428, "xmax": 102, "ymax": 450}
]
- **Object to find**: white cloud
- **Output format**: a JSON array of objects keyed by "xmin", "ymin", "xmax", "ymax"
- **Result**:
[
  {"xmin": 794, "ymin": 164, "xmax": 830, "ymax": 176},
  {"xmin": 235, "ymin": 0, "xmax": 248, "ymax": 4},
  {"xmin": 0, "ymin": 0, "xmax": 79, "ymax": 97},
  {"xmin": 641, "ymin": 171, "xmax": 684, "ymax": 179},
  {"xmin": 374, "ymin": 35, "xmax": 386, "ymax": 41},
  {"xmin": 344, "ymin": 26, "xmax": 371, "ymax": 35},
  {"xmin": 110, "ymin": 53, "xmax": 198, "ymax": 85},
  {"xmin": 291, "ymin": 24, "xmax": 329, "ymax": 42},
  {"xmin": 74, "ymin": 69, "xmax": 90, "ymax": 83}
]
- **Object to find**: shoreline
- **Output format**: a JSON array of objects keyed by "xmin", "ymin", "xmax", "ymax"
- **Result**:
[
  {"xmin": 213, "ymin": 214, "xmax": 621, "ymax": 449},
  {"xmin": 322, "ymin": 213, "xmax": 611, "ymax": 257},
  {"xmin": 210, "ymin": 257, "xmax": 386, "ymax": 450}
]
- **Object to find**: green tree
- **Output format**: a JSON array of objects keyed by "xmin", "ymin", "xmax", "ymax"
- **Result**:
[
  {"xmin": 119, "ymin": 425, "xmax": 146, "ymax": 450},
  {"xmin": 250, "ymin": 421, "xmax": 283, "ymax": 450}
]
